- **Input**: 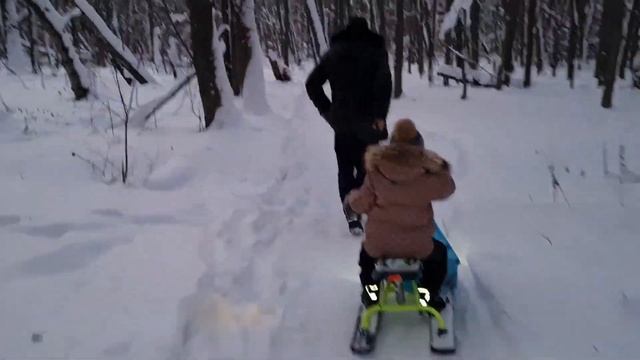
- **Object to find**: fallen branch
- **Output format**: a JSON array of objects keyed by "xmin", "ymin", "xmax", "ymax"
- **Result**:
[
  {"xmin": 549, "ymin": 165, "xmax": 571, "ymax": 207},
  {"xmin": 441, "ymin": 42, "xmax": 496, "ymax": 78},
  {"xmin": 130, "ymin": 71, "xmax": 196, "ymax": 129},
  {"xmin": 437, "ymin": 64, "xmax": 496, "ymax": 87},
  {"xmin": 71, "ymin": 151, "xmax": 117, "ymax": 183}
]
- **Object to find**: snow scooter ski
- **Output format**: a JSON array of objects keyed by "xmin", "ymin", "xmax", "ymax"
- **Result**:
[{"xmin": 350, "ymin": 223, "xmax": 459, "ymax": 355}]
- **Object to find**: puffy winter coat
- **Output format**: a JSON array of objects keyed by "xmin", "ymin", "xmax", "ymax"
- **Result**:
[{"xmin": 347, "ymin": 144, "xmax": 456, "ymax": 259}]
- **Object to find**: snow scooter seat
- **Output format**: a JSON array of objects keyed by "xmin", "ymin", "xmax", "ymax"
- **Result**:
[{"xmin": 372, "ymin": 258, "xmax": 422, "ymax": 282}]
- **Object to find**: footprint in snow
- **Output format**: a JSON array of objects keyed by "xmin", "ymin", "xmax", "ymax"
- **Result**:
[
  {"xmin": 0, "ymin": 214, "xmax": 21, "ymax": 226},
  {"xmin": 91, "ymin": 209, "xmax": 125, "ymax": 218},
  {"xmin": 15, "ymin": 237, "xmax": 130, "ymax": 277},
  {"xmin": 130, "ymin": 214, "xmax": 179, "ymax": 225},
  {"xmin": 102, "ymin": 341, "xmax": 132, "ymax": 358},
  {"xmin": 16, "ymin": 222, "xmax": 110, "ymax": 239}
]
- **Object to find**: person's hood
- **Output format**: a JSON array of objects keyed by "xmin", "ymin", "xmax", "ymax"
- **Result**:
[{"xmin": 330, "ymin": 21, "xmax": 385, "ymax": 49}]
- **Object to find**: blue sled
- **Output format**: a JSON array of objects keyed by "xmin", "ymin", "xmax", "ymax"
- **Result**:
[{"xmin": 433, "ymin": 222, "xmax": 460, "ymax": 290}]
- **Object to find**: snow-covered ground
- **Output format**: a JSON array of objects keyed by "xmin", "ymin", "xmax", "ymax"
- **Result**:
[{"xmin": 1, "ymin": 66, "xmax": 639, "ymax": 359}]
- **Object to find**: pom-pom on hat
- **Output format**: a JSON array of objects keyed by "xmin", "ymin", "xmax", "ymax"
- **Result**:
[{"xmin": 390, "ymin": 119, "xmax": 424, "ymax": 147}]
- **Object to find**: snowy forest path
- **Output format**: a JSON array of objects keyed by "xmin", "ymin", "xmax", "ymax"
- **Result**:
[{"xmin": 172, "ymin": 85, "xmax": 319, "ymax": 359}]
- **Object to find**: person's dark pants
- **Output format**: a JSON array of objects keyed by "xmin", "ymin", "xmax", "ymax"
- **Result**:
[
  {"xmin": 359, "ymin": 240, "xmax": 448, "ymax": 296},
  {"xmin": 334, "ymin": 132, "xmax": 371, "ymax": 202}
]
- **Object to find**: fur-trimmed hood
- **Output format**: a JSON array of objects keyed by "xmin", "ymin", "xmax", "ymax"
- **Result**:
[{"xmin": 365, "ymin": 144, "xmax": 449, "ymax": 183}]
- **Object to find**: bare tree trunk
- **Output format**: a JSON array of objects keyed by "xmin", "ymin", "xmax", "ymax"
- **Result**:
[
  {"xmin": 289, "ymin": 17, "xmax": 301, "ymax": 65},
  {"xmin": 334, "ymin": 0, "xmax": 346, "ymax": 30},
  {"xmin": 444, "ymin": 0, "xmax": 453, "ymax": 86},
  {"xmin": 332, "ymin": 0, "xmax": 338, "ymax": 32},
  {"xmin": 0, "ymin": 0, "xmax": 7, "ymax": 58},
  {"xmin": 518, "ymin": 0, "xmax": 525, "ymax": 66},
  {"xmin": 535, "ymin": 19, "xmax": 543, "ymax": 73},
  {"xmin": 229, "ymin": 0, "xmax": 251, "ymax": 96},
  {"xmin": 369, "ymin": 0, "xmax": 375, "ymax": 29},
  {"xmin": 629, "ymin": 2, "xmax": 640, "ymax": 72},
  {"xmin": 146, "ymin": 0, "xmax": 154, "ymax": 62},
  {"xmin": 576, "ymin": 0, "xmax": 587, "ymax": 66},
  {"xmin": 27, "ymin": 7, "xmax": 37, "ymax": 73},
  {"xmin": 619, "ymin": 0, "xmax": 639, "ymax": 79},
  {"xmin": 551, "ymin": 25, "xmax": 560, "ymax": 77},
  {"xmin": 221, "ymin": 0, "xmax": 232, "ymax": 86},
  {"xmin": 407, "ymin": 44, "xmax": 412, "ymax": 74},
  {"xmin": 417, "ymin": 0, "xmax": 424, "ymax": 77},
  {"xmin": 595, "ymin": 0, "xmax": 617, "ymax": 84},
  {"xmin": 186, "ymin": 0, "xmax": 221, "ymax": 127},
  {"xmin": 470, "ymin": 0, "xmax": 480, "ymax": 69},
  {"xmin": 307, "ymin": 6, "xmax": 320, "ymax": 63},
  {"xmin": 583, "ymin": 0, "xmax": 595, "ymax": 64},
  {"xmin": 498, "ymin": 0, "xmax": 522, "ymax": 88},
  {"xmin": 282, "ymin": 0, "xmax": 291, "ymax": 66},
  {"xmin": 601, "ymin": 0, "xmax": 625, "ymax": 108},
  {"xmin": 549, "ymin": 0, "xmax": 560, "ymax": 78},
  {"xmin": 306, "ymin": 0, "xmax": 327, "ymax": 55},
  {"xmin": 394, "ymin": 0, "xmax": 404, "ymax": 98},
  {"xmin": 524, "ymin": 0, "xmax": 536, "ymax": 87},
  {"xmin": 455, "ymin": 16, "xmax": 464, "ymax": 68},
  {"xmin": 377, "ymin": 0, "xmax": 385, "ymax": 42},
  {"xmin": 406, "ymin": 0, "xmax": 415, "ymax": 75},
  {"xmin": 316, "ymin": 0, "xmax": 326, "ymax": 40},
  {"xmin": 568, "ymin": 0, "xmax": 578, "ymax": 87},
  {"xmin": 429, "ymin": 0, "xmax": 436, "ymax": 83},
  {"xmin": 461, "ymin": 9, "xmax": 468, "ymax": 99}
]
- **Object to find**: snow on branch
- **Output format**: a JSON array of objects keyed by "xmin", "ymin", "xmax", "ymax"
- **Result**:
[
  {"xmin": 74, "ymin": 0, "xmax": 157, "ymax": 85},
  {"xmin": 61, "ymin": 7, "xmax": 82, "ymax": 26},
  {"xmin": 26, "ymin": 0, "xmax": 91, "ymax": 99},
  {"xmin": 541, "ymin": 4, "xmax": 571, "ymax": 30},
  {"xmin": 16, "ymin": 9, "xmax": 29, "ymax": 22},
  {"xmin": 217, "ymin": 24, "xmax": 230, "ymax": 37},
  {"xmin": 442, "ymin": 42, "xmax": 495, "ymax": 79},
  {"xmin": 439, "ymin": 0, "xmax": 472, "ymax": 40}
]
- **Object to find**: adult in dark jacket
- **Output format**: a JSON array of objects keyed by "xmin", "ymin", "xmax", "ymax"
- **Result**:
[{"xmin": 305, "ymin": 17, "xmax": 392, "ymax": 233}]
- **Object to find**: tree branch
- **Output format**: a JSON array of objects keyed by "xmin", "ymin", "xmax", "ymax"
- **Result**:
[
  {"xmin": 159, "ymin": 0, "xmax": 193, "ymax": 61},
  {"xmin": 61, "ymin": 7, "xmax": 82, "ymax": 26}
]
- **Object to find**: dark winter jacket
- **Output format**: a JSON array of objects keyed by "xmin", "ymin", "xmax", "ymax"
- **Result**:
[{"xmin": 305, "ymin": 20, "xmax": 392, "ymax": 143}]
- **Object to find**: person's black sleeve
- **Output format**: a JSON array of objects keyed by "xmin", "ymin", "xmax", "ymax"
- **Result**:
[{"xmin": 305, "ymin": 56, "xmax": 332, "ymax": 117}]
